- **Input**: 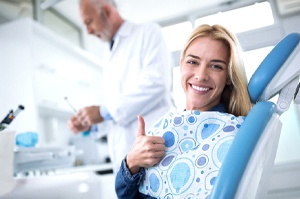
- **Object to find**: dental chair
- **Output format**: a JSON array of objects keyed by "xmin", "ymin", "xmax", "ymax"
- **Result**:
[{"xmin": 210, "ymin": 32, "xmax": 300, "ymax": 199}]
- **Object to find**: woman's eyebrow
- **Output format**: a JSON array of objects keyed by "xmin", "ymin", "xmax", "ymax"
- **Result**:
[
  {"xmin": 186, "ymin": 54, "xmax": 200, "ymax": 59},
  {"xmin": 186, "ymin": 54, "xmax": 227, "ymax": 65},
  {"xmin": 210, "ymin": 59, "xmax": 227, "ymax": 65}
]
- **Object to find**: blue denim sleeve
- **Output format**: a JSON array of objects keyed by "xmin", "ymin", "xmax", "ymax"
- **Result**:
[{"xmin": 115, "ymin": 157, "xmax": 146, "ymax": 199}]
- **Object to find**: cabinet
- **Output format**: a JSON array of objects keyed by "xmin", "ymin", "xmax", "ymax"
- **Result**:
[
  {"xmin": 0, "ymin": 18, "xmax": 104, "ymax": 139},
  {"xmin": 0, "ymin": 20, "xmax": 115, "ymax": 199},
  {"xmin": 31, "ymin": 24, "xmax": 104, "ymax": 112}
]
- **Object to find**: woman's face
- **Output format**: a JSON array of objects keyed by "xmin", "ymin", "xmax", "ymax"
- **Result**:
[{"xmin": 180, "ymin": 36, "xmax": 231, "ymax": 111}]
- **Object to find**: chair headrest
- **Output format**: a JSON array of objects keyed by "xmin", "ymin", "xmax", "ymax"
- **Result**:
[{"xmin": 248, "ymin": 32, "xmax": 300, "ymax": 103}]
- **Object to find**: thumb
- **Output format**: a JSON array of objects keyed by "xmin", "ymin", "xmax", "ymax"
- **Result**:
[{"xmin": 137, "ymin": 115, "xmax": 146, "ymax": 136}]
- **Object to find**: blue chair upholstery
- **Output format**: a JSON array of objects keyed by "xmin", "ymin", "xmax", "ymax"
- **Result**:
[
  {"xmin": 248, "ymin": 32, "xmax": 300, "ymax": 103},
  {"xmin": 210, "ymin": 32, "xmax": 300, "ymax": 199}
]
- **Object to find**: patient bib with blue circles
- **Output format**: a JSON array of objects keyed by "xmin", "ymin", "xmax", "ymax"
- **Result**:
[{"xmin": 139, "ymin": 110, "xmax": 245, "ymax": 199}]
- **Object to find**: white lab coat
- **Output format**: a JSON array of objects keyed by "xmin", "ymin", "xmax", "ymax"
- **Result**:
[{"xmin": 99, "ymin": 21, "xmax": 175, "ymax": 173}]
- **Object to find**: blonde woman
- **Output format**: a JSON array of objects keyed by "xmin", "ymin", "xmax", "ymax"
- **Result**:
[{"xmin": 115, "ymin": 24, "xmax": 252, "ymax": 199}]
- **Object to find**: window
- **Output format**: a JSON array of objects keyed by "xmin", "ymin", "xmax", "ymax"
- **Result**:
[
  {"xmin": 0, "ymin": 0, "xmax": 83, "ymax": 48},
  {"xmin": 243, "ymin": 46, "xmax": 274, "ymax": 79},
  {"xmin": 162, "ymin": 2, "xmax": 274, "ymax": 51},
  {"xmin": 42, "ymin": 9, "xmax": 82, "ymax": 47},
  {"xmin": 195, "ymin": 1, "xmax": 274, "ymax": 34},
  {"xmin": 161, "ymin": 21, "xmax": 193, "ymax": 52}
]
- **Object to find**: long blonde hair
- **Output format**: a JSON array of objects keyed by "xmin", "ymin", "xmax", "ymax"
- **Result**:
[{"xmin": 181, "ymin": 24, "xmax": 252, "ymax": 116}]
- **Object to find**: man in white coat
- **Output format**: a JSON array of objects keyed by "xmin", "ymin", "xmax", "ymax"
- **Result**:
[{"xmin": 68, "ymin": 0, "xmax": 175, "ymax": 174}]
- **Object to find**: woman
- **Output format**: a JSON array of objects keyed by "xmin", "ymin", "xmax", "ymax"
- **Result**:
[{"xmin": 115, "ymin": 24, "xmax": 252, "ymax": 199}]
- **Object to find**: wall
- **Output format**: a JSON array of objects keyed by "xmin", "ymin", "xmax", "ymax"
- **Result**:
[
  {"xmin": 0, "ymin": 18, "xmax": 38, "ymax": 133},
  {"xmin": 0, "ymin": 18, "xmax": 104, "ymax": 148}
]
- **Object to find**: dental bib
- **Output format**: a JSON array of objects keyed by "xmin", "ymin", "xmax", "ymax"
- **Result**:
[{"xmin": 139, "ymin": 110, "xmax": 245, "ymax": 199}]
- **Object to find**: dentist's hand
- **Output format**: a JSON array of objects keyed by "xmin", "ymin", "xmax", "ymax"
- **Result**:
[
  {"xmin": 68, "ymin": 105, "xmax": 104, "ymax": 133},
  {"xmin": 126, "ymin": 115, "xmax": 166, "ymax": 174},
  {"xmin": 68, "ymin": 116, "xmax": 90, "ymax": 133}
]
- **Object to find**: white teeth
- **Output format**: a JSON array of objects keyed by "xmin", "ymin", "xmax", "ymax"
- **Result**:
[{"xmin": 192, "ymin": 85, "xmax": 209, "ymax": 91}]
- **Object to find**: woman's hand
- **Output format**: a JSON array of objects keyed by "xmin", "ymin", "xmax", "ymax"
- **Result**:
[{"xmin": 126, "ymin": 115, "xmax": 166, "ymax": 174}]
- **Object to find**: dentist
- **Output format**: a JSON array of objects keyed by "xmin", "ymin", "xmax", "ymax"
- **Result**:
[{"xmin": 68, "ymin": 0, "xmax": 175, "ymax": 174}]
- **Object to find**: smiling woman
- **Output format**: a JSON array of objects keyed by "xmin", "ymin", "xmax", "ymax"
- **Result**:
[
  {"xmin": 115, "ymin": 23, "xmax": 252, "ymax": 199},
  {"xmin": 180, "ymin": 24, "xmax": 252, "ymax": 116},
  {"xmin": 180, "ymin": 36, "xmax": 231, "ymax": 111}
]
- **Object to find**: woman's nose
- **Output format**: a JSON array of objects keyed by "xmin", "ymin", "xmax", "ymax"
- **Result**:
[{"xmin": 195, "ymin": 66, "xmax": 209, "ymax": 81}]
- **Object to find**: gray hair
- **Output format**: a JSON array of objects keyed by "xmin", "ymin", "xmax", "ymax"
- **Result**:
[{"xmin": 91, "ymin": 0, "xmax": 117, "ymax": 9}]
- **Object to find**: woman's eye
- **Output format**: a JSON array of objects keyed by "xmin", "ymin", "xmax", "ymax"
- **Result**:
[
  {"xmin": 187, "ymin": 60, "xmax": 197, "ymax": 65},
  {"xmin": 211, "ymin": 64, "xmax": 223, "ymax": 70}
]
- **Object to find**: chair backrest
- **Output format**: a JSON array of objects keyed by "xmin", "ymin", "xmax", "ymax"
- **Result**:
[{"xmin": 210, "ymin": 32, "xmax": 300, "ymax": 199}]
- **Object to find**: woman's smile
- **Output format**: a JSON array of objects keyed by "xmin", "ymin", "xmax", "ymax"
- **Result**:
[{"xmin": 191, "ymin": 84, "xmax": 211, "ymax": 92}]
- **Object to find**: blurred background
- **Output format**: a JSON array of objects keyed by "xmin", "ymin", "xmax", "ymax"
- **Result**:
[{"xmin": 0, "ymin": 0, "xmax": 300, "ymax": 198}]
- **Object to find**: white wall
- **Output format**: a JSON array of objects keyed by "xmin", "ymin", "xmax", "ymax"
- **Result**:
[
  {"xmin": 0, "ymin": 18, "xmax": 104, "ymax": 147},
  {"xmin": 0, "ymin": 19, "xmax": 38, "ymax": 133}
]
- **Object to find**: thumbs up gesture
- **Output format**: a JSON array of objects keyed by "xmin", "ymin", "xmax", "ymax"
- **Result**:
[{"xmin": 126, "ymin": 115, "xmax": 166, "ymax": 174}]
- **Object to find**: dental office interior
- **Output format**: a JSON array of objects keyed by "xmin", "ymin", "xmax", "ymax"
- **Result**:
[{"xmin": 0, "ymin": 0, "xmax": 300, "ymax": 198}]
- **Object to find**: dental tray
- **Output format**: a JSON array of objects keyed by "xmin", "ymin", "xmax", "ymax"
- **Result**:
[{"xmin": 14, "ymin": 146, "xmax": 76, "ymax": 174}]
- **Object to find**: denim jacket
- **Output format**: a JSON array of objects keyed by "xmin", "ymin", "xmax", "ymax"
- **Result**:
[{"xmin": 115, "ymin": 158, "xmax": 154, "ymax": 199}]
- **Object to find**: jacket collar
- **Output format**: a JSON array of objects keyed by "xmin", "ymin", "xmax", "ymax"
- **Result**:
[
  {"xmin": 109, "ymin": 21, "xmax": 133, "ymax": 52},
  {"xmin": 116, "ymin": 20, "xmax": 134, "ymax": 38}
]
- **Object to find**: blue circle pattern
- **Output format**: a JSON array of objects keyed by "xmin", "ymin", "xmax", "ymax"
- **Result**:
[{"xmin": 139, "ymin": 110, "xmax": 245, "ymax": 199}]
